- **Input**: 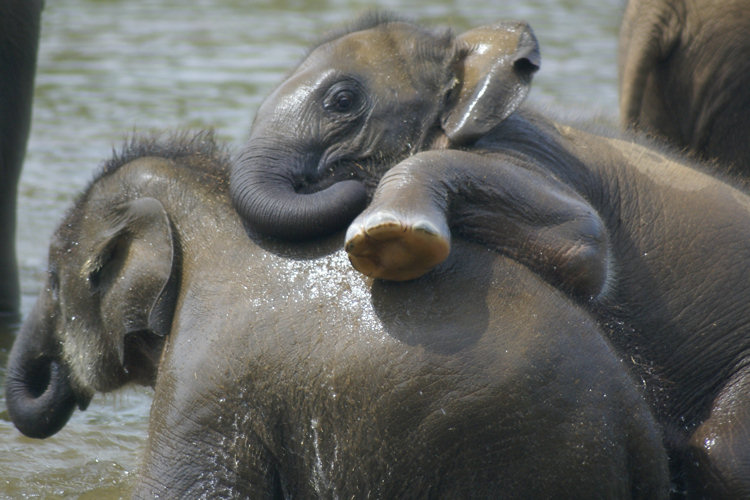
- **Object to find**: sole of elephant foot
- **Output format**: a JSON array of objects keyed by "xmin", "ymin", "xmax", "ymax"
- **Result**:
[{"xmin": 345, "ymin": 212, "xmax": 450, "ymax": 281}]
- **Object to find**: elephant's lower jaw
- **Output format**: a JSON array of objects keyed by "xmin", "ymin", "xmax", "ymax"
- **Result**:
[
  {"xmin": 6, "ymin": 355, "xmax": 90, "ymax": 439},
  {"xmin": 298, "ymin": 159, "xmax": 367, "ymax": 193}
]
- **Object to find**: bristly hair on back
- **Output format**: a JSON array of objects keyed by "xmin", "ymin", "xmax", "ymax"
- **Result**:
[
  {"xmin": 69, "ymin": 130, "xmax": 233, "ymax": 211},
  {"xmin": 98, "ymin": 129, "xmax": 232, "ymax": 182}
]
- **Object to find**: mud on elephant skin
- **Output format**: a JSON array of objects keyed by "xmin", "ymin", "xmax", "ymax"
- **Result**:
[
  {"xmin": 6, "ymin": 133, "xmax": 668, "ymax": 498},
  {"xmin": 229, "ymin": 14, "xmax": 749, "ymax": 497},
  {"xmin": 618, "ymin": 0, "xmax": 750, "ymax": 175},
  {"xmin": 0, "ymin": 0, "xmax": 44, "ymax": 323}
]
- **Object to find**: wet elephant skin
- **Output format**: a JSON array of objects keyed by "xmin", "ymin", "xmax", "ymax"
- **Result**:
[
  {"xmin": 230, "ymin": 14, "xmax": 749, "ymax": 497},
  {"xmin": 5, "ymin": 133, "xmax": 668, "ymax": 498}
]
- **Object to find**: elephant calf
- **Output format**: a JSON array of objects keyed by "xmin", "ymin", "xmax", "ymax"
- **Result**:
[
  {"xmin": 6, "ymin": 133, "xmax": 668, "ymax": 498},
  {"xmin": 228, "ymin": 14, "xmax": 750, "ymax": 497},
  {"xmin": 619, "ymin": 0, "xmax": 750, "ymax": 175}
]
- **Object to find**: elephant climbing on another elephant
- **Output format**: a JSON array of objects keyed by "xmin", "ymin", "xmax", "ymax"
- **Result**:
[
  {"xmin": 230, "ymin": 12, "xmax": 541, "ymax": 242},
  {"xmin": 229, "ymin": 14, "xmax": 750, "ymax": 497},
  {"xmin": 618, "ymin": 0, "xmax": 750, "ymax": 174},
  {"xmin": 6, "ymin": 133, "xmax": 669, "ymax": 498},
  {"xmin": 0, "ymin": 0, "xmax": 44, "ymax": 322}
]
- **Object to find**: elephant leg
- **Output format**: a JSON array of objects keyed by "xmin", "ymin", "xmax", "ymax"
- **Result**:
[
  {"xmin": 686, "ymin": 366, "xmax": 750, "ymax": 498},
  {"xmin": 345, "ymin": 150, "xmax": 610, "ymax": 299},
  {"xmin": 0, "ymin": 0, "xmax": 43, "ymax": 321}
]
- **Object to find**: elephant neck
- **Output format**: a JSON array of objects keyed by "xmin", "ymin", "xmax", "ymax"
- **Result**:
[{"xmin": 485, "ymin": 110, "xmax": 606, "ymax": 199}]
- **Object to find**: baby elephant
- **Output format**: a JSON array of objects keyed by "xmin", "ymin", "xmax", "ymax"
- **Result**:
[{"xmin": 226, "ymin": 12, "xmax": 747, "ymax": 497}]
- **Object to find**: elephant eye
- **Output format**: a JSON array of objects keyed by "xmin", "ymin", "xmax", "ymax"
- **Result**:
[
  {"xmin": 332, "ymin": 91, "xmax": 354, "ymax": 111},
  {"xmin": 323, "ymin": 81, "xmax": 362, "ymax": 114}
]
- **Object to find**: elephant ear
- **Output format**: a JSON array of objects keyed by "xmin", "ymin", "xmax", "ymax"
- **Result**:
[
  {"xmin": 441, "ymin": 20, "xmax": 541, "ymax": 145},
  {"xmin": 83, "ymin": 197, "xmax": 177, "ymax": 343}
]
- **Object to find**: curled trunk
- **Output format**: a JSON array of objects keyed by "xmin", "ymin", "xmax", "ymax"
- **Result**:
[
  {"xmin": 5, "ymin": 354, "xmax": 78, "ymax": 438},
  {"xmin": 230, "ymin": 140, "xmax": 367, "ymax": 241},
  {"xmin": 5, "ymin": 311, "xmax": 87, "ymax": 439}
]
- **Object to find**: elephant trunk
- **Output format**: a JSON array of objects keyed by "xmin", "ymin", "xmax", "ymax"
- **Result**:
[
  {"xmin": 5, "ymin": 313, "xmax": 83, "ymax": 439},
  {"xmin": 230, "ymin": 137, "xmax": 368, "ymax": 240}
]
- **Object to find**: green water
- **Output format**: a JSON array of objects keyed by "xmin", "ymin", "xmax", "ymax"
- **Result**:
[{"xmin": 0, "ymin": 0, "xmax": 623, "ymax": 496}]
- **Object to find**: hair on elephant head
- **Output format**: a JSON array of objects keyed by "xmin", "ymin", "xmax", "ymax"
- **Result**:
[{"xmin": 230, "ymin": 12, "xmax": 540, "ymax": 240}]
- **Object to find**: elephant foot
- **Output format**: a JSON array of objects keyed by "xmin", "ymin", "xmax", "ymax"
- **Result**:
[{"xmin": 345, "ymin": 211, "xmax": 450, "ymax": 281}]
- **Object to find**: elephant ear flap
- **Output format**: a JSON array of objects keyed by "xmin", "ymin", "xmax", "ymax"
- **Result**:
[
  {"xmin": 85, "ymin": 197, "xmax": 177, "ymax": 342},
  {"xmin": 441, "ymin": 20, "xmax": 541, "ymax": 145}
]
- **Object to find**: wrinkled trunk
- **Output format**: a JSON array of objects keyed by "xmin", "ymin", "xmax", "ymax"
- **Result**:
[
  {"xmin": 230, "ymin": 137, "xmax": 367, "ymax": 241},
  {"xmin": 5, "ymin": 306, "xmax": 86, "ymax": 439}
]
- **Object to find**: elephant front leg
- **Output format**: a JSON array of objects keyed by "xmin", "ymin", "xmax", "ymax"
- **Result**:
[
  {"xmin": 345, "ymin": 169, "xmax": 452, "ymax": 282},
  {"xmin": 346, "ymin": 150, "xmax": 610, "ymax": 299}
]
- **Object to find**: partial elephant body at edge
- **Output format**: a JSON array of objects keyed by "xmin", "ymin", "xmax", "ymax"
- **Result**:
[
  {"xmin": 618, "ymin": 0, "xmax": 750, "ymax": 175},
  {"xmin": 0, "ymin": 0, "xmax": 44, "ymax": 322}
]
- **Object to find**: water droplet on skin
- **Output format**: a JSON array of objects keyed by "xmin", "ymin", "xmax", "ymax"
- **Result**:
[{"xmin": 704, "ymin": 436, "xmax": 717, "ymax": 450}]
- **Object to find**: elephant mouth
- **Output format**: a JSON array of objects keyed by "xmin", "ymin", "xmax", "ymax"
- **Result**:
[
  {"xmin": 296, "ymin": 158, "xmax": 375, "ymax": 195},
  {"xmin": 29, "ymin": 356, "xmax": 92, "ymax": 412},
  {"xmin": 121, "ymin": 331, "xmax": 165, "ymax": 386}
]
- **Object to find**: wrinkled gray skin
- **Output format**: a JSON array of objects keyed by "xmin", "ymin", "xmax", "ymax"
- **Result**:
[
  {"xmin": 619, "ymin": 0, "xmax": 750, "ymax": 174},
  {"xmin": 0, "ymin": 0, "xmax": 43, "ymax": 323},
  {"xmin": 6, "ymin": 134, "xmax": 669, "ymax": 498},
  {"xmin": 233, "ymin": 15, "xmax": 749, "ymax": 497},
  {"xmin": 230, "ymin": 13, "xmax": 541, "ymax": 241},
  {"xmin": 351, "ymin": 114, "xmax": 750, "ymax": 497}
]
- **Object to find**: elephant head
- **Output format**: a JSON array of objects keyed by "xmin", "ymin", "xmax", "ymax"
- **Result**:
[
  {"xmin": 6, "ymin": 175, "xmax": 177, "ymax": 438},
  {"xmin": 230, "ymin": 14, "xmax": 540, "ymax": 240}
]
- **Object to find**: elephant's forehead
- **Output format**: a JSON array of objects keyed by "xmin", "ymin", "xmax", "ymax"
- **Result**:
[
  {"xmin": 306, "ymin": 27, "xmax": 417, "ymax": 83},
  {"xmin": 334, "ymin": 30, "xmax": 408, "ymax": 68},
  {"xmin": 261, "ymin": 29, "xmax": 420, "ymax": 123}
]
